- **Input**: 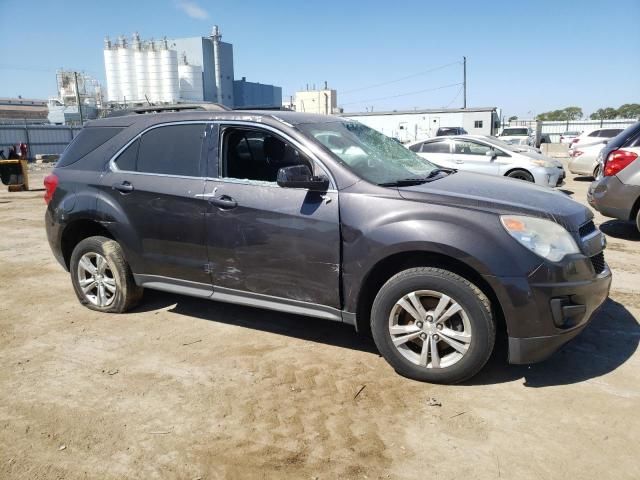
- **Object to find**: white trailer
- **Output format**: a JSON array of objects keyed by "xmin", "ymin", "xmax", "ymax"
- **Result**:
[{"xmin": 341, "ymin": 107, "xmax": 500, "ymax": 143}]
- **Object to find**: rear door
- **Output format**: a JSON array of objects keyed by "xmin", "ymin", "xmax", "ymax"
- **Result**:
[
  {"xmin": 416, "ymin": 139, "xmax": 453, "ymax": 167},
  {"xmin": 100, "ymin": 122, "xmax": 211, "ymax": 289}
]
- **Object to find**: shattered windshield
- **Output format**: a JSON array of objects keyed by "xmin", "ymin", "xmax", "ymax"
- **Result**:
[{"xmin": 298, "ymin": 121, "xmax": 440, "ymax": 185}]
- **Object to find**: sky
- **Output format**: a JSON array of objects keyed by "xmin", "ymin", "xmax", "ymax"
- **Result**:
[{"xmin": 1, "ymin": 0, "xmax": 638, "ymax": 118}]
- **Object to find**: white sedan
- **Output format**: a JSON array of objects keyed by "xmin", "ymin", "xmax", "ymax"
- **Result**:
[
  {"xmin": 407, "ymin": 135, "xmax": 565, "ymax": 187},
  {"xmin": 568, "ymin": 141, "xmax": 607, "ymax": 178}
]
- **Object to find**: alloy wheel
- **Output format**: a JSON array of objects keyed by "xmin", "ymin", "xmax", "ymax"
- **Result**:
[
  {"xmin": 77, "ymin": 252, "xmax": 117, "ymax": 307},
  {"xmin": 388, "ymin": 290, "xmax": 472, "ymax": 368}
]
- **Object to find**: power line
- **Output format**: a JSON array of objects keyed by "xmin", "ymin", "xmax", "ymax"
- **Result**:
[
  {"xmin": 340, "ymin": 60, "xmax": 462, "ymax": 96},
  {"xmin": 340, "ymin": 82, "xmax": 463, "ymax": 107},
  {"xmin": 444, "ymin": 85, "xmax": 464, "ymax": 109}
]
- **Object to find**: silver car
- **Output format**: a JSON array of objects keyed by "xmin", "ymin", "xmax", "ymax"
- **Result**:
[
  {"xmin": 407, "ymin": 135, "xmax": 565, "ymax": 187},
  {"xmin": 588, "ymin": 122, "xmax": 640, "ymax": 231}
]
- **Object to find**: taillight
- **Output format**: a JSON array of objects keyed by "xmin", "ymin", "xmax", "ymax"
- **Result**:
[
  {"xmin": 603, "ymin": 150, "xmax": 638, "ymax": 177},
  {"xmin": 572, "ymin": 138, "xmax": 579, "ymax": 144},
  {"xmin": 570, "ymin": 150, "xmax": 583, "ymax": 158},
  {"xmin": 44, "ymin": 174, "xmax": 59, "ymax": 204}
]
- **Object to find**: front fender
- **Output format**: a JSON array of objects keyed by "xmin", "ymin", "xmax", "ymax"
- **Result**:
[{"xmin": 339, "ymin": 191, "xmax": 542, "ymax": 312}]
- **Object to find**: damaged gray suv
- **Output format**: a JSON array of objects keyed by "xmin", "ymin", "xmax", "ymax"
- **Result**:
[{"xmin": 45, "ymin": 108, "xmax": 611, "ymax": 384}]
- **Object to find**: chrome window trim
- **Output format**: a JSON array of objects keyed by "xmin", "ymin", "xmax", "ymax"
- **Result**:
[
  {"xmin": 212, "ymin": 120, "xmax": 338, "ymax": 190},
  {"xmin": 108, "ymin": 121, "xmax": 211, "ymax": 179}
]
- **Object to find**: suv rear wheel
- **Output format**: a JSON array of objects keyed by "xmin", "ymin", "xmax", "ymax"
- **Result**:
[
  {"xmin": 371, "ymin": 267, "xmax": 495, "ymax": 384},
  {"xmin": 70, "ymin": 236, "xmax": 142, "ymax": 313}
]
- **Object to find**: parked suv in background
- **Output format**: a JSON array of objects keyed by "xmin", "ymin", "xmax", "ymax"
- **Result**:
[
  {"xmin": 498, "ymin": 126, "xmax": 533, "ymax": 146},
  {"xmin": 45, "ymin": 109, "xmax": 611, "ymax": 384},
  {"xmin": 588, "ymin": 122, "xmax": 640, "ymax": 231},
  {"xmin": 435, "ymin": 126, "xmax": 468, "ymax": 136}
]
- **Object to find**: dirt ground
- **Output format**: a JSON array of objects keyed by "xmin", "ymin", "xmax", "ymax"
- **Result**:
[{"xmin": 1, "ymin": 165, "xmax": 639, "ymax": 480}]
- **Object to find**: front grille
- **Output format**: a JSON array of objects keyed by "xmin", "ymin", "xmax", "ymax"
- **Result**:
[
  {"xmin": 579, "ymin": 221, "xmax": 596, "ymax": 238},
  {"xmin": 590, "ymin": 251, "xmax": 606, "ymax": 274}
]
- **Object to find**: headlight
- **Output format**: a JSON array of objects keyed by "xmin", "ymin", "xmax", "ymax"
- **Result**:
[
  {"xmin": 500, "ymin": 215, "xmax": 580, "ymax": 262},
  {"xmin": 530, "ymin": 159, "xmax": 553, "ymax": 168}
]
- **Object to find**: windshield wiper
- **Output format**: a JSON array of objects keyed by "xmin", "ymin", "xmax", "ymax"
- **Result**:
[
  {"xmin": 378, "ymin": 179, "xmax": 430, "ymax": 186},
  {"xmin": 378, "ymin": 169, "xmax": 456, "ymax": 187},
  {"xmin": 426, "ymin": 168, "xmax": 455, "ymax": 178}
]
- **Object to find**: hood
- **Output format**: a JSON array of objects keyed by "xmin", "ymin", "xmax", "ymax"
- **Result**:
[
  {"xmin": 398, "ymin": 171, "xmax": 591, "ymax": 232},
  {"xmin": 515, "ymin": 149, "xmax": 563, "ymax": 167}
]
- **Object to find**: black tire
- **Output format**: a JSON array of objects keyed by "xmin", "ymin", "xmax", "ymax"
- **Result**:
[
  {"xmin": 506, "ymin": 169, "xmax": 535, "ymax": 182},
  {"xmin": 371, "ymin": 268, "xmax": 495, "ymax": 384},
  {"xmin": 70, "ymin": 236, "xmax": 143, "ymax": 313},
  {"xmin": 636, "ymin": 207, "xmax": 640, "ymax": 234}
]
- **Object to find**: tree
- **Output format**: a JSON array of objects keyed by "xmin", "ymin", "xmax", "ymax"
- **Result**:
[
  {"xmin": 508, "ymin": 115, "xmax": 518, "ymax": 122},
  {"xmin": 617, "ymin": 103, "xmax": 640, "ymax": 119},
  {"xmin": 590, "ymin": 108, "xmax": 618, "ymax": 120},
  {"xmin": 564, "ymin": 106, "xmax": 583, "ymax": 120},
  {"xmin": 536, "ymin": 107, "xmax": 583, "ymax": 121}
]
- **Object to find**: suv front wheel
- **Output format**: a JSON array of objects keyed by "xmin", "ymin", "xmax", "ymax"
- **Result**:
[
  {"xmin": 70, "ymin": 236, "xmax": 143, "ymax": 313},
  {"xmin": 371, "ymin": 267, "xmax": 495, "ymax": 384}
]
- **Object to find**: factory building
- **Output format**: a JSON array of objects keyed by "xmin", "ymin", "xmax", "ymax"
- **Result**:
[
  {"xmin": 233, "ymin": 78, "xmax": 282, "ymax": 109},
  {"xmin": 342, "ymin": 107, "xmax": 501, "ymax": 142},
  {"xmin": 103, "ymin": 26, "xmax": 281, "ymax": 109},
  {"xmin": 294, "ymin": 85, "xmax": 338, "ymax": 115}
]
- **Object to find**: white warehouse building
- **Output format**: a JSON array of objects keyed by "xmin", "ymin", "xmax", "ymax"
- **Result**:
[{"xmin": 342, "ymin": 107, "xmax": 500, "ymax": 142}]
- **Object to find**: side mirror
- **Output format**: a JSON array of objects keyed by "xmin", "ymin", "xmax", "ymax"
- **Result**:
[
  {"xmin": 485, "ymin": 149, "xmax": 498, "ymax": 159},
  {"xmin": 277, "ymin": 165, "xmax": 329, "ymax": 191}
]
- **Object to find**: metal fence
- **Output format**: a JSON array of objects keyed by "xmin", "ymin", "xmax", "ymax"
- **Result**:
[
  {"xmin": 0, "ymin": 123, "xmax": 82, "ymax": 159},
  {"xmin": 506, "ymin": 119, "xmax": 637, "ymax": 143}
]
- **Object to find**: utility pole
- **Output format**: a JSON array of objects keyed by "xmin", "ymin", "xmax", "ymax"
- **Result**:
[
  {"xmin": 463, "ymin": 56, "xmax": 467, "ymax": 109},
  {"xmin": 73, "ymin": 71, "xmax": 84, "ymax": 125}
]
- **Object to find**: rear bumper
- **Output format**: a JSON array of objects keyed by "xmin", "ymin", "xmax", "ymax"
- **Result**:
[
  {"xmin": 485, "ymin": 257, "xmax": 612, "ymax": 365},
  {"xmin": 588, "ymin": 176, "xmax": 640, "ymax": 221},
  {"xmin": 45, "ymin": 207, "xmax": 67, "ymax": 270},
  {"xmin": 568, "ymin": 156, "xmax": 596, "ymax": 176}
]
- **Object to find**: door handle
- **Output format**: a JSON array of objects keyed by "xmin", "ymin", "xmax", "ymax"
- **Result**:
[
  {"xmin": 113, "ymin": 181, "xmax": 134, "ymax": 193},
  {"xmin": 208, "ymin": 195, "xmax": 237, "ymax": 209},
  {"xmin": 455, "ymin": 159, "xmax": 464, "ymax": 164}
]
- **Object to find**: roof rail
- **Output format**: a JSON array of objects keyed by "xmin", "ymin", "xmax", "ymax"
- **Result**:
[{"xmin": 105, "ymin": 103, "xmax": 231, "ymax": 118}]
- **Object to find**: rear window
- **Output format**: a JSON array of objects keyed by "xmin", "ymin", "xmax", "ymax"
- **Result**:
[
  {"xmin": 57, "ymin": 127, "xmax": 123, "ymax": 167},
  {"xmin": 606, "ymin": 122, "xmax": 640, "ymax": 150},
  {"xmin": 599, "ymin": 129, "xmax": 624, "ymax": 137},
  {"xmin": 421, "ymin": 141, "xmax": 450, "ymax": 154},
  {"xmin": 502, "ymin": 128, "xmax": 528, "ymax": 136},
  {"xmin": 114, "ymin": 123, "xmax": 206, "ymax": 177}
]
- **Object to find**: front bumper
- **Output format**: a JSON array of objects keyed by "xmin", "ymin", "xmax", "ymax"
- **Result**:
[
  {"xmin": 533, "ymin": 166, "xmax": 565, "ymax": 187},
  {"xmin": 588, "ymin": 175, "xmax": 640, "ymax": 221},
  {"xmin": 484, "ymin": 254, "xmax": 612, "ymax": 364}
]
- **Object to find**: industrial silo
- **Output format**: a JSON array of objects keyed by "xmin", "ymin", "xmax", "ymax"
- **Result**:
[
  {"xmin": 116, "ymin": 36, "xmax": 137, "ymax": 103},
  {"xmin": 178, "ymin": 54, "xmax": 204, "ymax": 101},
  {"xmin": 146, "ymin": 41, "xmax": 161, "ymax": 103},
  {"xmin": 103, "ymin": 37, "xmax": 121, "ymax": 102},
  {"xmin": 159, "ymin": 39, "xmax": 179, "ymax": 103},
  {"xmin": 132, "ymin": 32, "xmax": 148, "ymax": 102}
]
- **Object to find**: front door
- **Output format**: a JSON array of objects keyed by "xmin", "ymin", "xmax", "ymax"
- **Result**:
[
  {"xmin": 450, "ymin": 138, "xmax": 501, "ymax": 175},
  {"xmin": 100, "ymin": 122, "xmax": 210, "ymax": 286},
  {"xmin": 204, "ymin": 125, "xmax": 341, "ymax": 309}
]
